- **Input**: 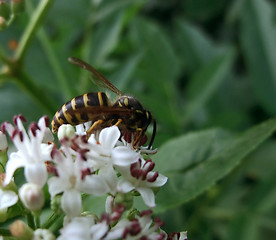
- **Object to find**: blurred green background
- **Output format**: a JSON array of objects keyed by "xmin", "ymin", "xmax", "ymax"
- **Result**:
[{"xmin": 1, "ymin": 0, "xmax": 276, "ymax": 239}]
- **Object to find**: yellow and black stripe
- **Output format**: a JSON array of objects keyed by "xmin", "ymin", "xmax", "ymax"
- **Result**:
[{"xmin": 51, "ymin": 92, "xmax": 109, "ymax": 133}]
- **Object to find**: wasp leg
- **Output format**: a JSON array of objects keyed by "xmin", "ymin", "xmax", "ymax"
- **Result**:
[
  {"xmin": 115, "ymin": 118, "xmax": 123, "ymax": 126},
  {"xmin": 86, "ymin": 119, "xmax": 104, "ymax": 137},
  {"xmin": 133, "ymin": 128, "xmax": 143, "ymax": 148}
]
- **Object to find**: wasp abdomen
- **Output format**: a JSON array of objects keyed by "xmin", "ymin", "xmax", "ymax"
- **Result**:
[{"xmin": 51, "ymin": 92, "xmax": 109, "ymax": 133}]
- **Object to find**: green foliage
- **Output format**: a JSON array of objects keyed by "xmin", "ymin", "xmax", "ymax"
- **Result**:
[
  {"xmin": 154, "ymin": 118, "xmax": 276, "ymax": 211},
  {"xmin": 1, "ymin": 0, "xmax": 276, "ymax": 239}
]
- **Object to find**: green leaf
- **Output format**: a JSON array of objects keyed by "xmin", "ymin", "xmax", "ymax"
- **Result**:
[
  {"xmin": 127, "ymin": 18, "xmax": 181, "ymax": 127},
  {"xmin": 129, "ymin": 17, "xmax": 180, "ymax": 93},
  {"xmin": 154, "ymin": 118, "xmax": 276, "ymax": 213},
  {"xmin": 90, "ymin": 12, "xmax": 124, "ymax": 67},
  {"xmin": 182, "ymin": 48, "xmax": 235, "ymax": 125},
  {"xmin": 240, "ymin": 0, "xmax": 276, "ymax": 114},
  {"xmin": 153, "ymin": 128, "xmax": 233, "ymax": 173},
  {"xmin": 175, "ymin": 19, "xmax": 223, "ymax": 71},
  {"xmin": 226, "ymin": 172, "xmax": 276, "ymax": 240},
  {"xmin": 182, "ymin": 0, "xmax": 225, "ymax": 21},
  {"xmin": 93, "ymin": 0, "xmax": 146, "ymax": 24},
  {"xmin": 109, "ymin": 53, "xmax": 143, "ymax": 92}
]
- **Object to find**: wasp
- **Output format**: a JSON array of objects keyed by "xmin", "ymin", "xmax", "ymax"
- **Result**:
[{"xmin": 51, "ymin": 57, "xmax": 156, "ymax": 149}]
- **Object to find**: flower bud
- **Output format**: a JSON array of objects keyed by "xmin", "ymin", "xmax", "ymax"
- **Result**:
[
  {"xmin": 11, "ymin": 0, "xmax": 24, "ymax": 15},
  {"xmin": 0, "ymin": 0, "xmax": 10, "ymax": 20},
  {"xmin": 105, "ymin": 195, "xmax": 114, "ymax": 214},
  {"xmin": 50, "ymin": 194, "xmax": 63, "ymax": 215},
  {"xmin": 0, "ymin": 131, "xmax": 7, "ymax": 152},
  {"xmin": 33, "ymin": 229, "xmax": 55, "ymax": 240},
  {"xmin": 19, "ymin": 183, "xmax": 44, "ymax": 211},
  {"xmin": 126, "ymin": 208, "xmax": 139, "ymax": 220},
  {"xmin": 57, "ymin": 124, "xmax": 75, "ymax": 140},
  {"xmin": 114, "ymin": 192, "xmax": 133, "ymax": 210},
  {"xmin": 0, "ymin": 15, "xmax": 6, "ymax": 30},
  {"xmin": 10, "ymin": 220, "xmax": 33, "ymax": 239},
  {"xmin": 0, "ymin": 131, "xmax": 8, "ymax": 173}
]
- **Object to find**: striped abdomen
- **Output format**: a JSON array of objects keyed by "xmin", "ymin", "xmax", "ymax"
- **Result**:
[{"xmin": 51, "ymin": 92, "xmax": 110, "ymax": 133}]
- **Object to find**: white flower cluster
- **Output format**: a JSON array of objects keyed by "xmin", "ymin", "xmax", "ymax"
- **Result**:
[{"xmin": 0, "ymin": 115, "xmax": 187, "ymax": 240}]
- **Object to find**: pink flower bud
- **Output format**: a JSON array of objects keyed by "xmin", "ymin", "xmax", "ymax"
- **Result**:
[
  {"xmin": 11, "ymin": 0, "xmax": 24, "ymax": 15},
  {"xmin": 0, "ymin": 0, "xmax": 10, "ymax": 20},
  {"xmin": 19, "ymin": 183, "xmax": 44, "ymax": 211},
  {"xmin": 10, "ymin": 220, "xmax": 33, "ymax": 239}
]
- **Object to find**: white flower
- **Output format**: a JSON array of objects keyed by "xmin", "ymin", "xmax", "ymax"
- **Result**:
[
  {"xmin": 75, "ymin": 122, "xmax": 92, "ymax": 136},
  {"xmin": 0, "ymin": 131, "xmax": 7, "ymax": 151},
  {"xmin": 33, "ymin": 229, "xmax": 56, "ymax": 240},
  {"xmin": 48, "ymin": 139, "xmax": 110, "ymax": 218},
  {"xmin": 106, "ymin": 210, "xmax": 165, "ymax": 240},
  {"xmin": 2, "ymin": 115, "xmax": 53, "ymax": 187},
  {"xmin": 86, "ymin": 126, "xmax": 140, "ymax": 170},
  {"xmin": 89, "ymin": 218, "xmax": 110, "ymax": 240},
  {"xmin": 57, "ymin": 124, "xmax": 76, "ymax": 140},
  {"xmin": 168, "ymin": 231, "xmax": 188, "ymax": 240},
  {"xmin": 57, "ymin": 216, "xmax": 96, "ymax": 240},
  {"xmin": 0, "ymin": 188, "xmax": 18, "ymax": 210},
  {"xmin": 58, "ymin": 211, "xmax": 165, "ymax": 240},
  {"xmin": 117, "ymin": 159, "xmax": 168, "ymax": 208},
  {"xmin": 19, "ymin": 183, "xmax": 44, "ymax": 211},
  {"xmin": 179, "ymin": 231, "xmax": 188, "ymax": 240}
]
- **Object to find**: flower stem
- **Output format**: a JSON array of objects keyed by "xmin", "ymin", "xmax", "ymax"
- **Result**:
[
  {"xmin": 26, "ymin": 211, "xmax": 35, "ymax": 230},
  {"xmin": 37, "ymin": 28, "xmax": 76, "ymax": 99},
  {"xmin": 0, "ymin": 0, "xmax": 58, "ymax": 114},
  {"xmin": 0, "ymin": 46, "xmax": 10, "ymax": 64},
  {"xmin": 14, "ymin": 0, "xmax": 54, "ymax": 61},
  {"xmin": 41, "ymin": 212, "xmax": 64, "ymax": 232},
  {"xmin": 33, "ymin": 211, "xmax": 40, "ymax": 228},
  {"xmin": 25, "ymin": 1, "xmax": 75, "ymax": 100}
]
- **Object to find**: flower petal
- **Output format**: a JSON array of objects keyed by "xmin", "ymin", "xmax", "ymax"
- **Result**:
[
  {"xmin": 58, "ymin": 216, "xmax": 95, "ymax": 240},
  {"xmin": 0, "ymin": 189, "xmax": 18, "ymax": 210},
  {"xmin": 48, "ymin": 177, "xmax": 70, "ymax": 198},
  {"xmin": 24, "ymin": 162, "xmax": 47, "ymax": 187},
  {"xmin": 148, "ymin": 173, "xmax": 168, "ymax": 188},
  {"xmin": 137, "ymin": 187, "xmax": 155, "ymax": 208},
  {"xmin": 112, "ymin": 146, "xmax": 139, "ymax": 166},
  {"xmin": 80, "ymin": 174, "xmax": 109, "ymax": 196},
  {"xmin": 99, "ymin": 126, "xmax": 120, "ymax": 150},
  {"xmin": 98, "ymin": 166, "xmax": 118, "ymax": 195},
  {"xmin": 62, "ymin": 189, "xmax": 82, "ymax": 218},
  {"xmin": 117, "ymin": 179, "xmax": 135, "ymax": 193},
  {"xmin": 90, "ymin": 221, "xmax": 109, "ymax": 240},
  {"xmin": 4, "ymin": 152, "xmax": 26, "ymax": 185}
]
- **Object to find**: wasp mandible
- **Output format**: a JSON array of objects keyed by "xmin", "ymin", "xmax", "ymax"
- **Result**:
[{"xmin": 51, "ymin": 57, "xmax": 156, "ymax": 149}]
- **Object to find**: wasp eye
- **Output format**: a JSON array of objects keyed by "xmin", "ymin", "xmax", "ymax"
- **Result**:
[{"xmin": 123, "ymin": 98, "xmax": 128, "ymax": 107}]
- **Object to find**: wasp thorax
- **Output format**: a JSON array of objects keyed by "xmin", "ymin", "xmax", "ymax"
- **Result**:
[
  {"xmin": 114, "ymin": 96, "xmax": 144, "ymax": 110},
  {"xmin": 113, "ymin": 96, "xmax": 152, "ymax": 131}
]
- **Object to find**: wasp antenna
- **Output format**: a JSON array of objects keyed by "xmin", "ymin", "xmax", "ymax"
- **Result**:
[{"xmin": 148, "ymin": 118, "xmax": 156, "ymax": 150}]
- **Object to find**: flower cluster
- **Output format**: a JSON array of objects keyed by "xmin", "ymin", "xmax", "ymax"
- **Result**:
[{"xmin": 0, "ymin": 115, "xmax": 188, "ymax": 240}]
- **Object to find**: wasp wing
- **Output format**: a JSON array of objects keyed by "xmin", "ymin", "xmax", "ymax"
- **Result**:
[
  {"xmin": 64, "ymin": 105, "xmax": 131, "ymax": 118},
  {"xmin": 68, "ymin": 57, "xmax": 123, "ymax": 96}
]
